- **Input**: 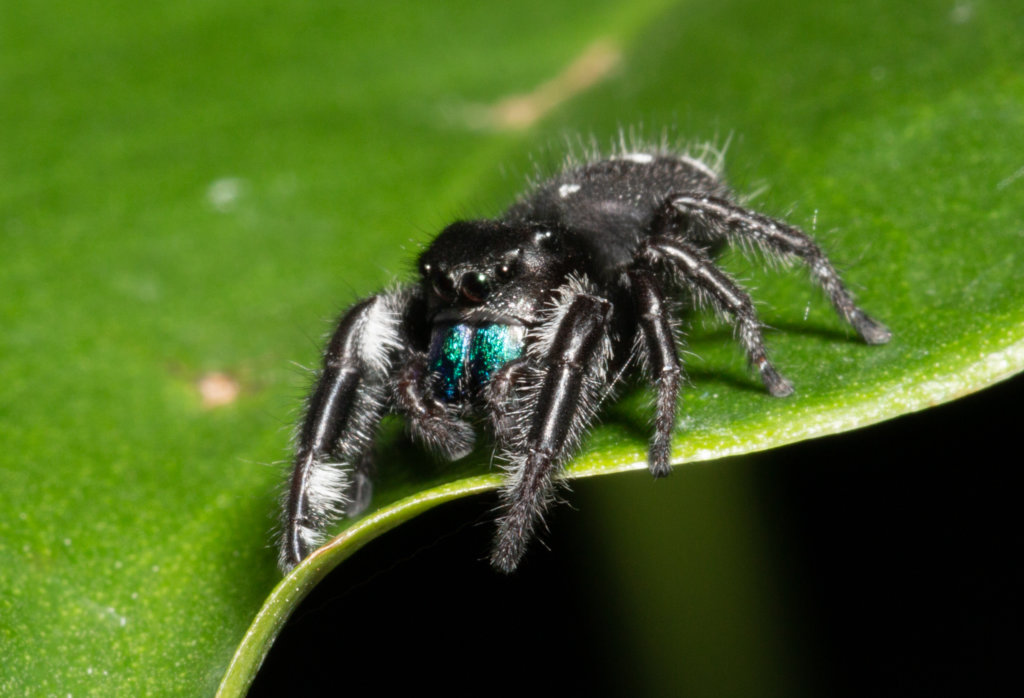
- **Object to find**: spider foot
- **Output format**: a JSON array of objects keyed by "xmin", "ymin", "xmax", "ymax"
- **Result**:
[
  {"xmin": 490, "ymin": 522, "xmax": 527, "ymax": 575},
  {"xmin": 760, "ymin": 360, "xmax": 795, "ymax": 397},
  {"xmin": 851, "ymin": 311, "xmax": 892, "ymax": 345},
  {"xmin": 648, "ymin": 432, "xmax": 673, "ymax": 478},
  {"xmin": 491, "ymin": 449, "xmax": 555, "ymax": 574},
  {"xmin": 490, "ymin": 498, "xmax": 537, "ymax": 575}
]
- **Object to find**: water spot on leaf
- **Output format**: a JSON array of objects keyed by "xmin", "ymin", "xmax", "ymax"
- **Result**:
[{"xmin": 206, "ymin": 177, "xmax": 245, "ymax": 212}]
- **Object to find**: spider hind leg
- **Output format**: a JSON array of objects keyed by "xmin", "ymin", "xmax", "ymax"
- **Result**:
[
  {"xmin": 628, "ymin": 267, "xmax": 683, "ymax": 477},
  {"xmin": 642, "ymin": 235, "xmax": 796, "ymax": 398},
  {"xmin": 670, "ymin": 194, "xmax": 892, "ymax": 345}
]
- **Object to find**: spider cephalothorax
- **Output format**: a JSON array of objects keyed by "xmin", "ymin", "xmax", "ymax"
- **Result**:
[{"xmin": 280, "ymin": 147, "xmax": 890, "ymax": 573}]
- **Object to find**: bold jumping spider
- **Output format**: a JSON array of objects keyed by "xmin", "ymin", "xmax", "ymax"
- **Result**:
[{"xmin": 280, "ymin": 147, "xmax": 890, "ymax": 574}]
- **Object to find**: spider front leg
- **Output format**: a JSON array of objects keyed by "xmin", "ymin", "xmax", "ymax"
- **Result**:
[
  {"xmin": 642, "ymin": 236, "xmax": 795, "ymax": 398},
  {"xmin": 280, "ymin": 289, "xmax": 411, "ymax": 572},
  {"xmin": 491, "ymin": 288, "xmax": 613, "ymax": 573},
  {"xmin": 669, "ymin": 194, "xmax": 891, "ymax": 345}
]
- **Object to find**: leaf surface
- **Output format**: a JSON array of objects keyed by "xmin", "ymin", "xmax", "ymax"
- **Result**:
[{"xmin": 0, "ymin": 1, "xmax": 1021, "ymax": 695}]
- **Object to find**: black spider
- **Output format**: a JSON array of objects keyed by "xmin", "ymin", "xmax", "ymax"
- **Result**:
[{"xmin": 280, "ymin": 147, "xmax": 890, "ymax": 574}]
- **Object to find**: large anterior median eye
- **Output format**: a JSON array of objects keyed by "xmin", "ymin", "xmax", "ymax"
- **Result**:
[{"xmin": 460, "ymin": 272, "xmax": 491, "ymax": 303}]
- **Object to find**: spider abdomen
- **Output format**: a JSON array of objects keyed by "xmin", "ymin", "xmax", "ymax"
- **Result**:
[
  {"xmin": 428, "ymin": 322, "xmax": 525, "ymax": 402},
  {"xmin": 505, "ymin": 154, "xmax": 733, "ymax": 273}
]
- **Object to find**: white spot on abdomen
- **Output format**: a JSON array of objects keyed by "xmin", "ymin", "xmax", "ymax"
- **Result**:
[
  {"xmin": 558, "ymin": 183, "xmax": 581, "ymax": 198},
  {"xmin": 620, "ymin": 152, "xmax": 654, "ymax": 164}
]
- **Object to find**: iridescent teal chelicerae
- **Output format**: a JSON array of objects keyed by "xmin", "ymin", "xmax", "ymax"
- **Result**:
[
  {"xmin": 469, "ymin": 324, "xmax": 525, "ymax": 384},
  {"xmin": 429, "ymin": 324, "xmax": 472, "ymax": 402},
  {"xmin": 429, "ymin": 323, "xmax": 524, "ymax": 402}
]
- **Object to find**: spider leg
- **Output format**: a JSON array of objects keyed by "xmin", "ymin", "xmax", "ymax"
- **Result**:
[
  {"xmin": 395, "ymin": 352, "xmax": 476, "ymax": 460},
  {"xmin": 669, "ymin": 195, "xmax": 891, "ymax": 345},
  {"xmin": 627, "ymin": 267, "xmax": 683, "ymax": 478},
  {"xmin": 281, "ymin": 289, "xmax": 410, "ymax": 572},
  {"xmin": 481, "ymin": 358, "xmax": 529, "ymax": 444},
  {"xmin": 491, "ymin": 288, "xmax": 613, "ymax": 573},
  {"xmin": 643, "ymin": 236, "xmax": 795, "ymax": 397}
]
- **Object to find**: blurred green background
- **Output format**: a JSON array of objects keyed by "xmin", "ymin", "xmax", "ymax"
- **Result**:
[{"xmin": 2, "ymin": 1, "xmax": 1022, "ymax": 695}]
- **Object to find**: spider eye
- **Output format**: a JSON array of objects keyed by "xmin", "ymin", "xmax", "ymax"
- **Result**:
[
  {"xmin": 460, "ymin": 272, "xmax": 491, "ymax": 303},
  {"xmin": 494, "ymin": 261, "xmax": 515, "ymax": 281},
  {"xmin": 432, "ymin": 271, "xmax": 456, "ymax": 301}
]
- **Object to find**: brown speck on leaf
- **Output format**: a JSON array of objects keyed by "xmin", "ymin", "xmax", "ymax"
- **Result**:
[
  {"xmin": 463, "ymin": 39, "xmax": 622, "ymax": 131},
  {"xmin": 198, "ymin": 372, "xmax": 240, "ymax": 408}
]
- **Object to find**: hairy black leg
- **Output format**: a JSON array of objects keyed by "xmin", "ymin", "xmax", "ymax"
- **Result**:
[
  {"xmin": 643, "ymin": 236, "xmax": 795, "ymax": 397},
  {"xmin": 281, "ymin": 291, "xmax": 409, "ymax": 572},
  {"xmin": 670, "ymin": 195, "xmax": 892, "ymax": 345},
  {"xmin": 628, "ymin": 268, "xmax": 683, "ymax": 478},
  {"xmin": 481, "ymin": 358, "xmax": 529, "ymax": 444},
  {"xmin": 491, "ymin": 292, "xmax": 612, "ymax": 573},
  {"xmin": 394, "ymin": 353, "xmax": 475, "ymax": 460}
]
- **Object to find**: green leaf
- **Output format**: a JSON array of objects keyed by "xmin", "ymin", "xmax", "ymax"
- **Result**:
[{"xmin": 1, "ymin": 0, "xmax": 1021, "ymax": 695}]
